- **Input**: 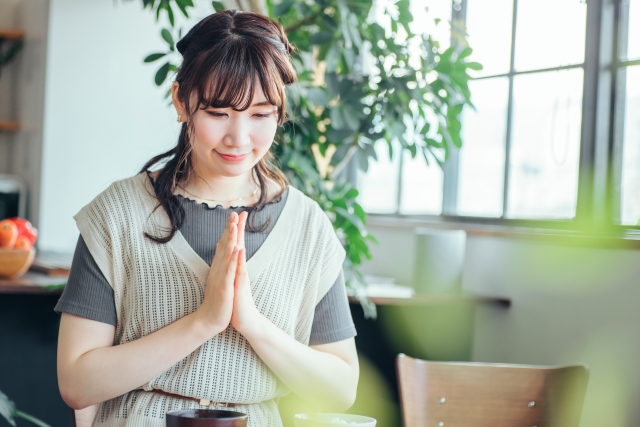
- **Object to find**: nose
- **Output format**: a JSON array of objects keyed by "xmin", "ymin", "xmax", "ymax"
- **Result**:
[{"xmin": 223, "ymin": 115, "xmax": 251, "ymax": 151}]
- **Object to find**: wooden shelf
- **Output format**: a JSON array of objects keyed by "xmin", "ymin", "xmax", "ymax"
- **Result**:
[
  {"xmin": 0, "ymin": 29, "xmax": 24, "ymax": 40},
  {"xmin": 0, "ymin": 120, "xmax": 19, "ymax": 132}
]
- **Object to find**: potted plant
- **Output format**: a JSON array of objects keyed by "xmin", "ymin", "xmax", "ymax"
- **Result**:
[{"xmin": 141, "ymin": 0, "xmax": 480, "ymax": 316}]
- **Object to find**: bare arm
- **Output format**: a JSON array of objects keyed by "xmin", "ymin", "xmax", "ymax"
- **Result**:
[
  {"xmin": 247, "ymin": 320, "xmax": 359, "ymax": 412},
  {"xmin": 57, "ymin": 213, "xmax": 241, "ymax": 410},
  {"xmin": 74, "ymin": 404, "xmax": 99, "ymax": 427},
  {"xmin": 57, "ymin": 311, "xmax": 214, "ymax": 409}
]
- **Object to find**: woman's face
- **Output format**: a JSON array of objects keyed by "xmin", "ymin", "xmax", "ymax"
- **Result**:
[{"xmin": 174, "ymin": 81, "xmax": 279, "ymax": 178}]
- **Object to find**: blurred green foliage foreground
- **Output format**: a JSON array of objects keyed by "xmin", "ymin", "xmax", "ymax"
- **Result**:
[
  {"xmin": 1, "ymin": 389, "xmax": 52, "ymax": 427},
  {"xmin": 140, "ymin": 0, "xmax": 481, "ymax": 316}
]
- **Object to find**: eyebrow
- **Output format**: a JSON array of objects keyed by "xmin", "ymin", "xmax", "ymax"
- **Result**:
[{"xmin": 251, "ymin": 101, "xmax": 274, "ymax": 107}]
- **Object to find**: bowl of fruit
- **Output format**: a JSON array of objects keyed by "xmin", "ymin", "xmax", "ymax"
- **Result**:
[{"xmin": 0, "ymin": 217, "xmax": 38, "ymax": 279}]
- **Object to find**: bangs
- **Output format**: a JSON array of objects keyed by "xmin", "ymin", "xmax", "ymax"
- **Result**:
[{"xmin": 196, "ymin": 39, "xmax": 285, "ymax": 112}]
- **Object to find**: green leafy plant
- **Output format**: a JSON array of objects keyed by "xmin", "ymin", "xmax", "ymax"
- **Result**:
[
  {"xmin": 139, "ymin": 0, "xmax": 480, "ymax": 317},
  {"xmin": 1, "ymin": 390, "xmax": 52, "ymax": 427}
]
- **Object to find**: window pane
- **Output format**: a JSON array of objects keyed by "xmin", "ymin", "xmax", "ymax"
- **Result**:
[
  {"xmin": 622, "ymin": 0, "xmax": 640, "ymax": 61},
  {"xmin": 357, "ymin": 140, "xmax": 400, "ymax": 213},
  {"xmin": 514, "ymin": 0, "xmax": 587, "ymax": 71},
  {"xmin": 466, "ymin": 0, "xmax": 513, "ymax": 77},
  {"xmin": 507, "ymin": 68, "xmax": 583, "ymax": 219},
  {"xmin": 457, "ymin": 77, "xmax": 509, "ymax": 217},
  {"xmin": 620, "ymin": 66, "xmax": 640, "ymax": 225},
  {"xmin": 399, "ymin": 151, "xmax": 443, "ymax": 215}
]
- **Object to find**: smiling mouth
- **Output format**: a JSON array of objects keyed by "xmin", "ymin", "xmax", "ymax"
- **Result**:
[{"xmin": 215, "ymin": 151, "xmax": 249, "ymax": 162}]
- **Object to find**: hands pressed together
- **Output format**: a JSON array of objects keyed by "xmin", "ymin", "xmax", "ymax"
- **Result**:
[{"xmin": 195, "ymin": 211, "xmax": 263, "ymax": 338}]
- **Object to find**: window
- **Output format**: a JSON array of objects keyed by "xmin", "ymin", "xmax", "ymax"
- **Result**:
[
  {"xmin": 618, "ymin": 0, "xmax": 640, "ymax": 225},
  {"xmin": 357, "ymin": 0, "xmax": 638, "ymax": 229}
]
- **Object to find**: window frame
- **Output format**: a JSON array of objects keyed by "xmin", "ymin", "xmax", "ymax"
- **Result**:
[{"xmin": 360, "ymin": 0, "xmax": 640, "ymax": 232}]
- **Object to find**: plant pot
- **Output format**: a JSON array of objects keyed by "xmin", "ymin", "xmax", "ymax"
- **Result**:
[
  {"xmin": 166, "ymin": 409, "xmax": 248, "ymax": 427},
  {"xmin": 0, "ymin": 248, "xmax": 35, "ymax": 279}
]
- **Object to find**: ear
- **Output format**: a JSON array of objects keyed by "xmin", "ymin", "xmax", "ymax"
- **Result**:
[{"xmin": 171, "ymin": 81, "xmax": 186, "ymax": 120}]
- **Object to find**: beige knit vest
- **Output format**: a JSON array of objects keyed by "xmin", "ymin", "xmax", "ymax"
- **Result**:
[{"xmin": 75, "ymin": 172, "xmax": 346, "ymax": 427}]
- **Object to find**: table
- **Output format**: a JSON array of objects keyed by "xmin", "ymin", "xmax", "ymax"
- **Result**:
[{"xmin": 1, "ymin": 272, "xmax": 510, "ymax": 427}]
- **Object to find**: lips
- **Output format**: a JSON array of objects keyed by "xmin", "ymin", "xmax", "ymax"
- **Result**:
[{"xmin": 216, "ymin": 151, "xmax": 249, "ymax": 162}]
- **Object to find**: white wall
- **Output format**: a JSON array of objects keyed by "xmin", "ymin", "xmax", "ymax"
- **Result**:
[
  {"xmin": 38, "ymin": 0, "xmax": 213, "ymax": 252},
  {"xmin": 360, "ymin": 224, "xmax": 640, "ymax": 427}
]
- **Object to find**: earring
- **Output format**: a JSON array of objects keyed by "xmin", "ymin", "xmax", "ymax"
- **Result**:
[{"xmin": 177, "ymin": 114, "xmax": 182, "ymax": 123}]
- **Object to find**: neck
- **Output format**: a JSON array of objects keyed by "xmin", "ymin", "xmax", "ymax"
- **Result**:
[{"xmin": 183, "ymin": 162, "xmax": 260, "ymax": 205}]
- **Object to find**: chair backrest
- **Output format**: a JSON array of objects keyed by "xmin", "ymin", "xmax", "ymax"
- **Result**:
[{"xmin": 396, "ymin": 354, "xmax": 588, "ymax": 427}]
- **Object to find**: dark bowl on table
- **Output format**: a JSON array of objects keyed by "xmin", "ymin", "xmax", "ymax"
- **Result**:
[{"xmin": 166, "ymin": 409, "xmax": 248, "ymax": 427}]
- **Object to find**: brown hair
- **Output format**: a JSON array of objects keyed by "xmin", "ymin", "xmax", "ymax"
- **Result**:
[{"xmin": 140, "ymin": 10, "xmax": 297, "ymax": 243}]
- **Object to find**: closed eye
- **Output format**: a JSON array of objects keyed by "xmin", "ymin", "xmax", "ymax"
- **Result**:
[
  {"xmin": 254, "ymin": 113, "xmax": 273, "ymax": 119},
  {"xmin": 206, "ymin": 111, "xmax": 227, "ymax": 118}
]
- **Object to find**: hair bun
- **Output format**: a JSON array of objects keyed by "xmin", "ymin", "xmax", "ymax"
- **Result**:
[{"xmin": 176, "ymin": 35, "xmax": 191, "ymax": 55}]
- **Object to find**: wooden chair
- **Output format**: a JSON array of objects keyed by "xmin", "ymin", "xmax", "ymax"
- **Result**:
[{"xmin": 396, "ymin": 354, "xmax": 588, "ymax": 427}]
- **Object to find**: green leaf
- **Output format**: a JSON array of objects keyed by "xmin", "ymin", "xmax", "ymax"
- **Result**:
[
  {"xmin": 144, "ymin": 53, "xmax": 166, "ymax": 63},
  {"xmin": 325, "ymin": 44, "xmax": 341, "ymax": 73},
  {"xmin": 273, "ymin": 1, "xmax": 294, "ymax": 16},
  {"xmin": 334, "ymin": 207, "xmax": 367, "ymax": 235},
  {"xmin": 466, "ymin": 61, "xmax": 483, "ymax": 70},
  {"xmin": 347, "ymin": 13, "xmax": 362, "ymax": 48},
  {"xmin": 161, "ymin": 29, "xmax": 175, "ymax": 50},
  {"xmin": 327, "ymin": 128, "xmax": 353, "ymax": 143},
  {"xmin": 343, "ymin": 47, "xmax": 355, "ymax": 71},
  {"xmin": 0, "ymin": 390, "xmax": 17, "ymax": 427},
  {"xmin": 155, "ymin": 62, "xmax": 171, "ymax": 86},
  {"xmin": 458, "ymin": 47, "xmax": 473, "ymax": 59},
  {"xmin": 307, "ymin": 88, "xmax": 330, "ymax": 107},
  {"xmin": 325, "ymin": 73, "xmax": 339, "ymax": 97},
  {"xmin": 175, "ymin": 0, "xmax": 189, "ymax": 17},
  {"xmin": 165, "ymin": 3, "xmax": 175, "ymax": 27},
  {"xmin": 330, "ymin": 106, "xmax": 346, "ymax": 130},
  {"xmin": 345, "ymin": 187, "xmax": 359, "ymax": 199},
  {"xmin": 212, "ymin": 0, "xmax": 225, "ymax": 12},
  {"xmin": 309, "ymin": 31, "xmax": 334, "ymax": 45},
  {"xmin": 353, "ymin": 202, "xmax": 366, "ymax": 222},
  {"xmin": 342, "ymin": 104, "xmax": 361, "ymax": 131},
  {"xmin": 322, "ymin": 14, "xmax": 338, "ymax": 30}
]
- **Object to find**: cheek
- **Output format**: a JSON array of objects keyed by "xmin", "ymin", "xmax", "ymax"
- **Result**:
[
  {"xmin": 251, "ymin": 119, "xmax": 278, "ymax": 151},
  {"xmin": 192, "ymin": 116, "xmax": 224, "ymax": 147}
]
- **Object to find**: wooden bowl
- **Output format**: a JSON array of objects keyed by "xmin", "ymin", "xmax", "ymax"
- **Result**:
[{"xmin": 0, "ymin": 248, "xmax": 36, "ymax": 279}]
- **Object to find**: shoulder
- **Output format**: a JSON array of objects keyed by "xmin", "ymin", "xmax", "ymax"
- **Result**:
[
  {"xmin": 75, "ymin": 173, "xmax": 148, "ymax": 221},
  {"xmin": 286, "ymin": 186, "xmax": 338, "ymax": 239}
]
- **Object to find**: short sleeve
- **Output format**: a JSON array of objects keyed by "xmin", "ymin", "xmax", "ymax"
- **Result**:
[
  {"xmin": 309, "ymin": 269, "xmax": 357, "ymax": 346},
  {"xmin": 53, "ymin": 235, "xmax": 117, "ymax": 326},
  {"xmin": 314, "ymin": 206, "xmax": 347, "ymax": 304}
]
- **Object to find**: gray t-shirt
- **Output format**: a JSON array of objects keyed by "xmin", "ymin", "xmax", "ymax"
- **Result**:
[{"xmin": 54, "ymin": 177, "xmax": 356, "ymax": 346}]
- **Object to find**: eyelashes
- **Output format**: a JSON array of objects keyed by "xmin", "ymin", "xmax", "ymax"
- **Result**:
[{"xmin": 205, "ymin": 111, "xmax": 273, "ymax": 119}]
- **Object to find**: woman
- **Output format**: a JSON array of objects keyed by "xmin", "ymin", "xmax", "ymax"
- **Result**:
[{"xmin": 55, "ymin": 10, "xmax": 359, "ymax": 427}]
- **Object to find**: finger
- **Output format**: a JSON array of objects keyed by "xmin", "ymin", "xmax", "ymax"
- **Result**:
[
  {"xmin": 237, "ymin": 211, "xmax": 247, "ymax": 250},
  {"xmin": 234, "ymin": 248, "xmax": 246, "ymax": 288},
  {"xmin": 230, "ymin": 211, "xmax": 239, "ymax": 224},
  {"xmin": 227, "ymin": 212, "xmax": 238, "ymax": 224},
  {"xmin": 225, "ymin": 245, "xmax": 239, "ymax": 279},
  {"xmin": 227, "ymin": 223, "xmax": 237, "ymax": 255}
]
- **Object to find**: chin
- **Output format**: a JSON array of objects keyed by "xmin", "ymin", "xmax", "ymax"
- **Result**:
[{"xmin": 214, "ymin": 160, "xmax": 259, "ymax": 176}]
